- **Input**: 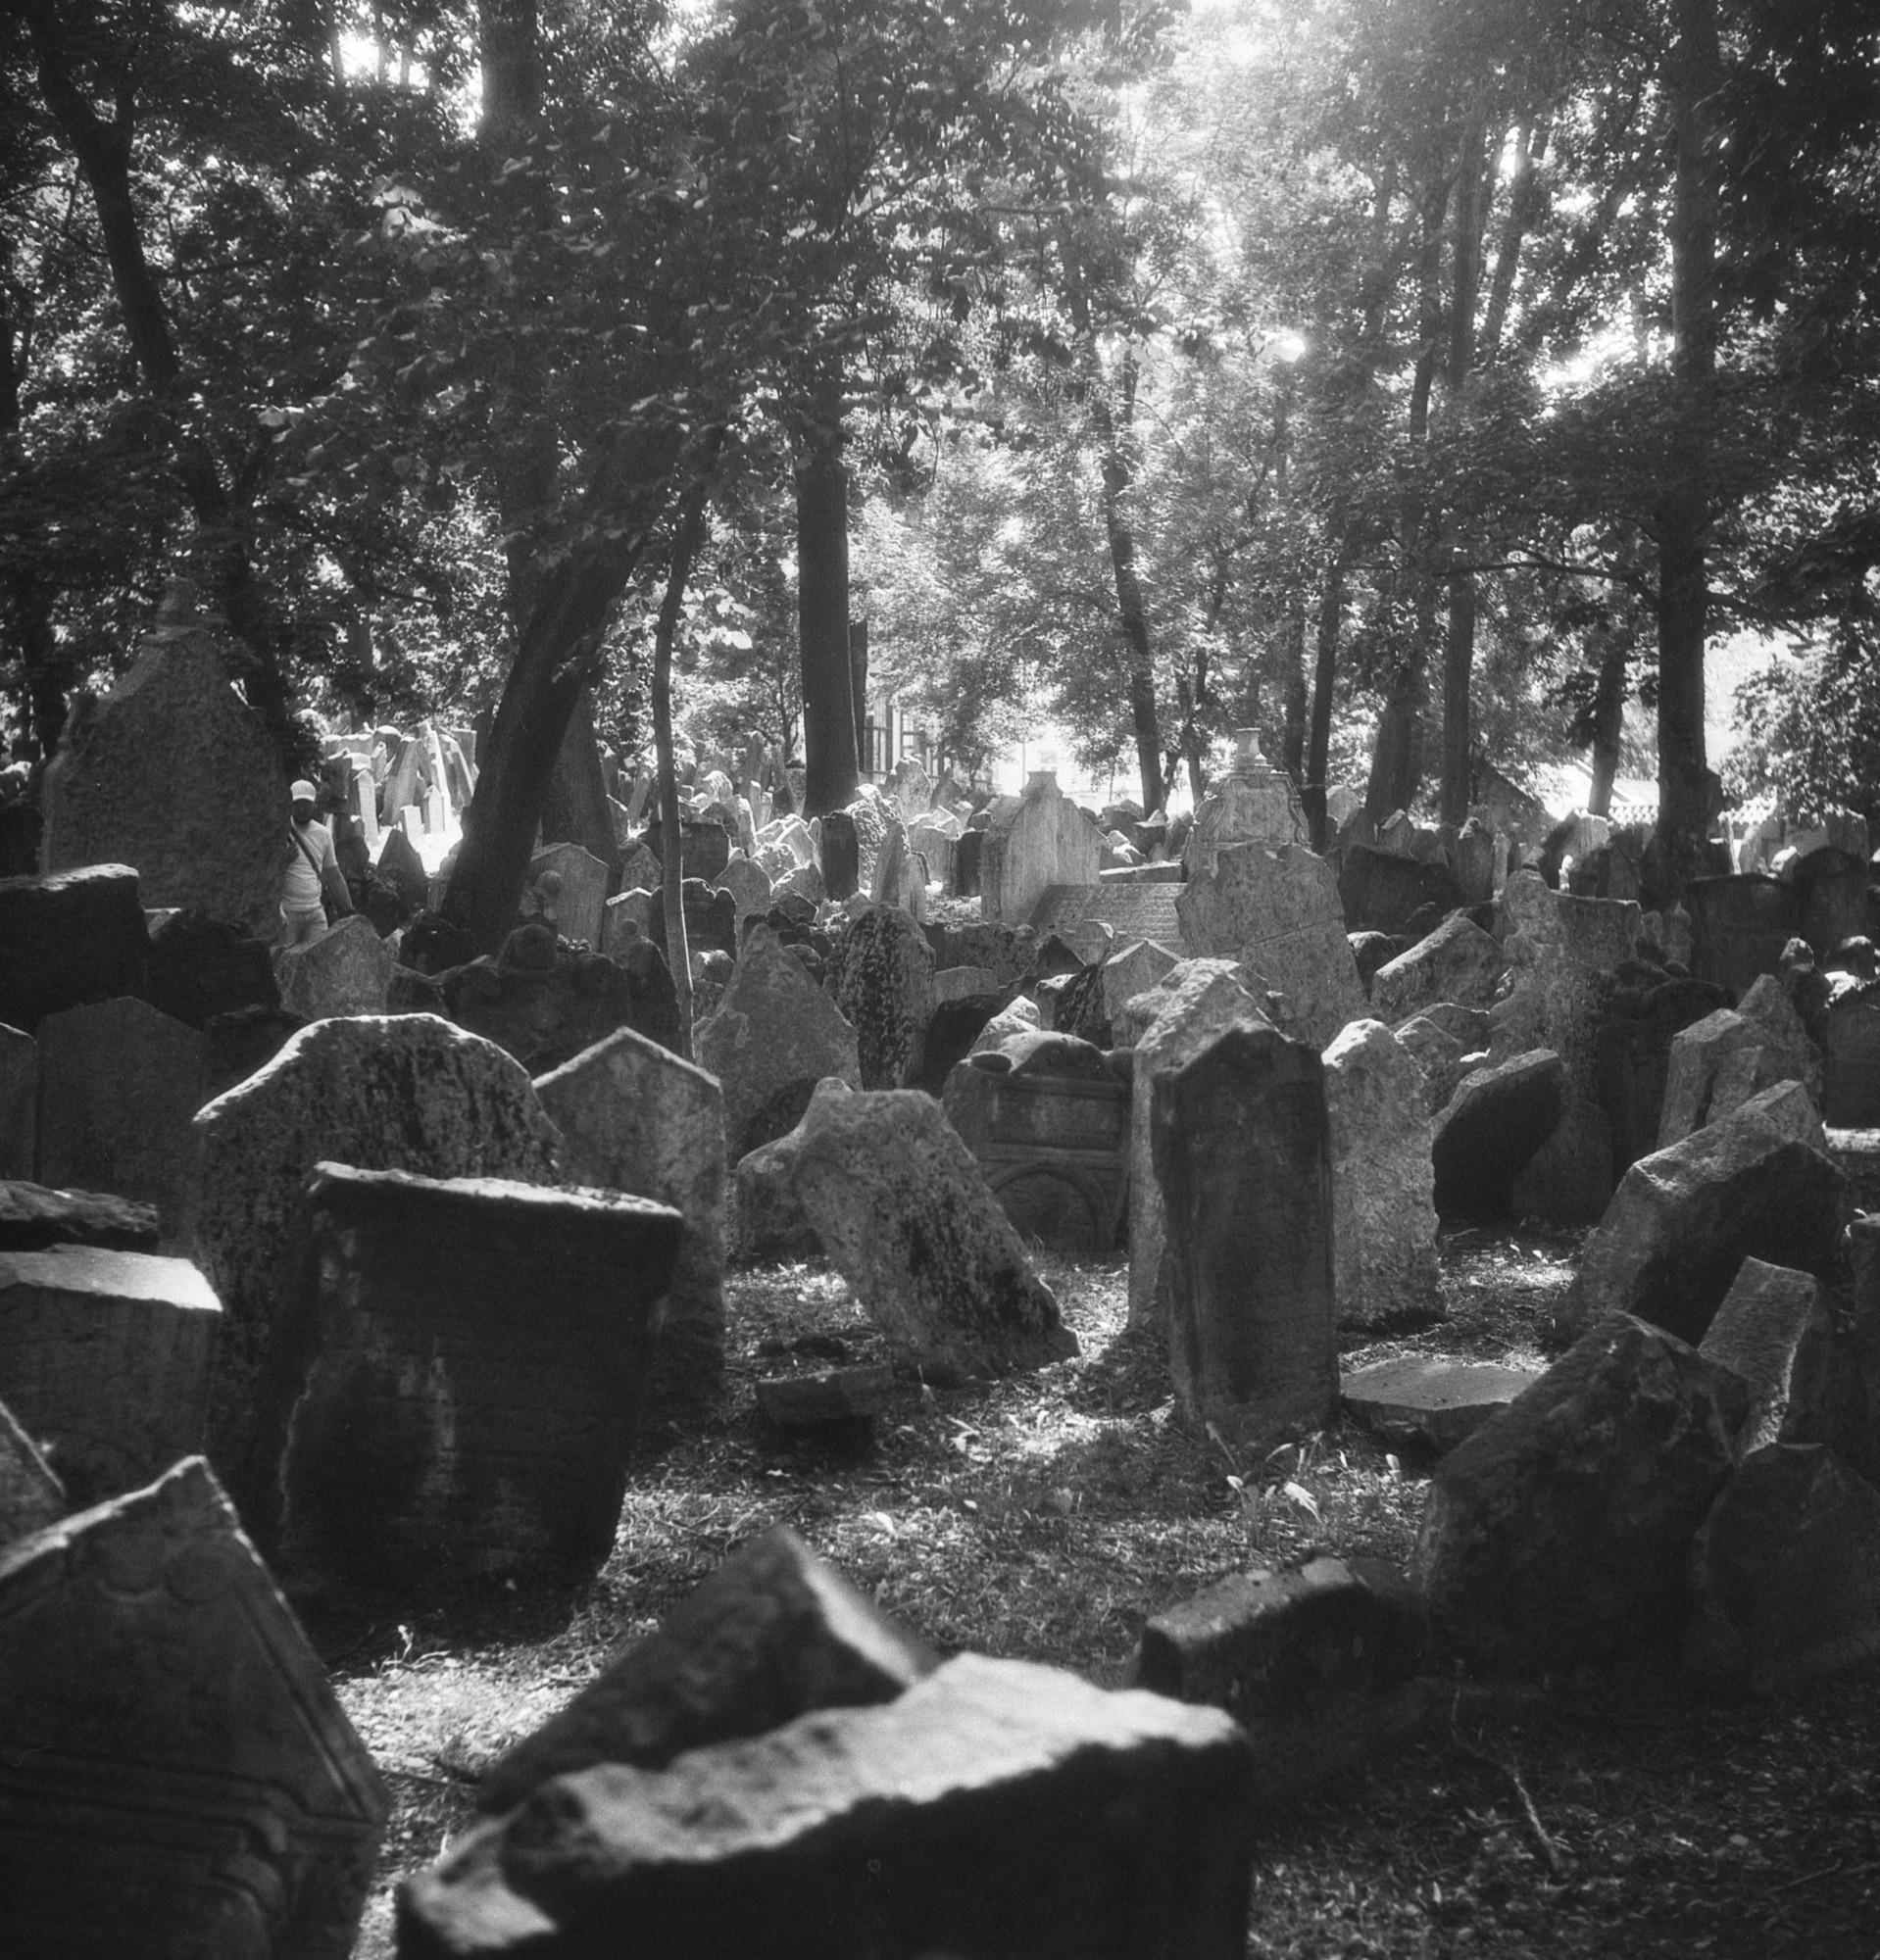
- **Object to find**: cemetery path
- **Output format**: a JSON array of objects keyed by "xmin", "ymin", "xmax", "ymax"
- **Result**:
[{"xmin": 333, "ymin": 1233, "xmax": 1880, "ymax": 1959}]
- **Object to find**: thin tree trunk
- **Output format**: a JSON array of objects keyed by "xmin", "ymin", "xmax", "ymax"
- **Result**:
[
  {"xmin": 1094, "ymin": 385, "xmax": 1163, "ymax": 812},
  {"xmin": 1440, "ymin": 574, "xmax": 1476, "ymax": 827},
  {"xmin": 1481, "ymin": 121, "xmax": 1548, "ymax": 365},
  {"xmin": 1281, "ymin": 601, "xmax": 1308, "ymax": 792},
  {"xmin": 655, "ymin": 506, "xmax": 707, "ymax": 1054},
  {"xmin": 1306, "ymin": 560, "xmax": 1345, "ymax": 851},
  {"xmin": 850, "ymin": 620, "xmax": 869, "ymax": 778},
  {"xmin": 797, "ymin": 385, "xmax": 859, "ymax": 816},
  {"xmin": 1587, "ymin": 627, "xmax": 1629, "ymax": 817}
]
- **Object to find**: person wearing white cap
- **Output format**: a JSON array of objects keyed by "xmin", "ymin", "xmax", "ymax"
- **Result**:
[{"xmin": 280, "ymin": 777, "xmax": 354, "ymax": 946}]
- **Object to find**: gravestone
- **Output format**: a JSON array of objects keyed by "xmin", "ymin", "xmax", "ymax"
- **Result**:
[
  {"xmin": 1337, "ymin": 844, "xmax": 1463, "ymax": 936},
  {"xmin": 828, "ymin": 903, "xmax": 937, "ymax": 1090},
  {"xmin": 645, "ymin": 877, "xmax": 739, "ymax": 962},
  {"xmin": 535, "ymin": 1026, "xmax": 726, "ymax": 1410},
  {"xmin": 1322, "ymin": 1020, "xmax": 1441, "ymax": 1330},
  {"xmin": 942, "ymin": 1040, "xmax": 1131, "ymax": 1258},
  {"xmin": 479, "ymin": 1524, "xmax": 935, "ymax": 1812},
  {"xmin": 1699, "ymin": 1257, "xmax": 1840, "ymax": 1456},
  {"xmin": 403, "ymin": 1652, "xmax": 1254, "ymax": 1960},
  {"xmin": 1431, "ymin": 1051, "xmax": 1565, "ymax": 1220},
  {"xmin": 695, "ymin": 924, "xmax": 862, "ymax": 1160},
  {"xmin": 715, "ymin": 854, "xmax": 773, "ymax": 921},
  {"xmin": 272, "ymin": 1166, "xmax": 679, "ymax": 1598},
  {"xmin": 790, "ymin": 1089, "xmax": 1079, "ymax": 1384},
  {"xmin": 601, "ymin": 887, "xmax": 656, "ymax": 957},
  {"xmin": 1123, "ymin": 961, "xmax": 1266, "ymax": 1331},
  {"xmin": 1823, "ymin": 980, "xmax": 1880, "ymax": 1127},
  {"xmin": 140, "ymin": 909, "xmax": 278, "ymax": 1028},
  {"xmin": 0, "ymin": 1456, "xmax": 387, "ymax": 1957},
  {"xmin": 1152, "ymin": 1022, "xmax": 1339, "ymax": 1448},
  {"xmin": 1340, "ymin": 1358, "xmax": 1540, "ymax": 1454},
  {"xmin": 1102, "ymin": 938, "xmax": 1180, "ymax": 1027},
  {"xmin": 40, "ymin": 588, "xmax": 290, "ymax": 936},
  {"xmin": 1175, "ymin": 842, "xmax": 1368, "ymax": 1048},
  {"xmin": 375, "ymin": 825, "xmax": 429, "ymax": 915},
  {"xmin": 0, "ymin": 1392, "xmax": 64, "ymax": 1543},
  {"xmin": 1182, "ymin": 729, "xmax": 1307, "ymax": 880},
  {"xmin": 842, "ymin": 792, "xmax": 894, "ymax": 900},
  {"xmin": 184, "ymin": 1013, "xmax": 562, "ymax": 1537},
  {"xmin": 818, "ymin": 809, "xmax": 862, "ymax": 901},
  {"xmin": 731, "ymin": 1076, "xmax": 850, "ymax": 1261},
  {"xmin": 0, "ymin": 863, "xmax": 148, "ymax": 1033},
  {"xmin": 909, "ymin": 818, "xmax": 958, "ymax": 892},
  {"xmin": 201, "ymin": 1003, "xmax": 307, "ymax": 1101},
  {"xmin": 0, "ymin": 1021, "xmax": 34, "ymax": 1179},
  {"xmin": 0, "ymin": 1178, "xmax": 159, "ymax": 1253},
  {"xmin": 1685, "ymin": 873, "xmax": 1803, "ymax": 997},
  {"xmin": 35, "ymin": 995, "xmax": 205, "ymax": 1239},
  {"xmin": 0, "ymin": 1246, "xmax": 220, "ymax": 1506},
  {"xmin": 934, "ymin": 963, "xmax": 1006, "ymax": 1004},
  {"xmin": 1593, "ymin": 976, "xmax": 1736, "ymax": 1177},
  {"xmin": 981, "ymin": 771, "xmax": 1103, "ymax": 924},
  {"xmin": 1369, "ymin": 914, "xmax": 1505, "ymax": 1025},
  {"xmin": 1392, "ymin": 1013, "xmax": 1467, "ymax": 1115},
  {"xmin": 437, "ymin": 929, "xmax": 683, "ymax": 1072},
  {"xmin": 529, "ymin": 841, "xmax": 609, "ymax": 949},
  {"xmin": 1033, "ymin": 882, "xmax": 1188, "ymax": 958},
  {"xmin": 275, "ymin": 912, "xmax": 395, "ymax": 1020}
]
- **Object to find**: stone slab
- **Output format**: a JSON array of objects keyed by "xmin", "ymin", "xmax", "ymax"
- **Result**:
[{"xmin": 1341, "ymin": 1357, "xmax": 1541, "ymax": 1453}]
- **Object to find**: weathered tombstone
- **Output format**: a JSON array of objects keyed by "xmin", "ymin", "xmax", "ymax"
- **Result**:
[
  {"xmin": 1102, "ymin": 938, "xmax": 1180, "ymax": 1028},
  {"xmin": 528, "ymin": 841, "xmax": 609, "ymax": 949},
  {"xmin": 1033, "ymin": 880, "xmax": 1189, "ymax": 958},
  {"xmin": 828, "ymin": 903, "xmax": 937, "ymax": 1090},
  {"xmin": 1453, "ymin": 814, "xmax": 1497, "ymax": 906},
  {"xmin": 275, "ymin": 911, "xmax": 396, "ymax": 1020},
  {"xmin": 1593, "ymin": 975, "xmax": 1736, "ymax": 1176},
  {"xmin": 1563, "ymin": 1103, "xmax": 1848, "ymax": 1346},
  {"xmin": 1368, "ymin": 914, "xmax": 1505, "ymax": 1025},
  {"xmin": 0, "ymin": 1021, "xmax": 34, "ymax": 1180},
  {"xmin": 535, "ymin": 1026, "xmax": 725, "ymax": 1410},
  {"xmin": 0, "ymin": 1178, "xmax": 159, "ymax": 1252},
  {"xmin": 201, "ymin": 1002, "xmax": 308, "ymax": 1101},
  {"xmin": 1822, "ymin": 979, "xmax": 1880, "ymax": 1126},
  {"xmin": 1152, "ymin": 1022, "xmax": 1339, "ymax": 1448},
  {"xmin": 1336, "ymin": 844, "xmax": 1462, "ymax": 936},
  {"xmin": 479, "ymin": 1524, "xmax": 936, "ymax": 1812},
  {"xmin": 184, "ymin": 1013, "xmax": 562, "ymax": 1535},
  {"xmin": 934, "ymin": 963, "xmax": 1006, "ymax": 1004},
  {"xmin": 36, "ymin": 995, "xmax": 205, "ymax": 1239},
  {"xmin": 980, "ymin": 770, "xmax": 1103, "ymax": 924},
  {"xmin": 909, "ymin": 817, "xmax": 958, "ymax": 892},
  {"xmin": 1340, "ymin": 1357, "xmax": 1540, "ymax": 1454},
  {"xmin": 715, "ymin": 854, "xmax": 773, "ymax": 921},
  {"xmin": 841, "ymin": 792, "xmax": 894, "ymax": 899},
  {"xmin": 403, "ymin": 1651, "xmax": 1254, "ymax": 1960},
  {"xmin": 1175, "ymin": 843, "xmax": 1368, "ymax": 1048},
  {"xmin": 1430, "ymin": 1049, "xmax": 1565, "ymax": 1221},
  {"xmin": 1413, "ymin": 1313, "xmax": 1747, "ymax": 1671},
  {"xmin": 695, "ymin": 924, "xmax": 863, "ymax": 1160},
  {"xmin": 1123, "ymin": 961, "xmax": 1266, "ymax": 1331},
  {"xmin": 1699, "ymin": 1257, "xmax": 1840, "ymax": 1455},
  {"xmin": 645, "ymin": 877, "xmax": 739, "ymax": 962},
  {"xmin": 1684, "ymin": 873, "xmax": 1804, "ymax": 997},
  {"xmin": 1131, "ymin": 1555, "xmax": 1427, "ymax": 1813},
  {"xmin": 0, "ymin": 863, "xmax": 149, "ymax": 1034},
  {"xmin": 39, "ymin": 586, "xmax": 290, "ymax": 936},
  {"xmin": 0, "ymin": 1391, "xmax": 65, "ymax": 1543},
  {"xmin": 818, "ymin": 809, "xmax": 862, "ymax": 901},
  {"xmin": 730, "ymin": 1075, "xmax": 849, "ymax": 1260},
  {"xmin": 437, "ymin": 928, "xmax": 683, "ymax": 1071},
  {"xmin": 0, "ymin": 1245, "xmax": 220, "ymax": 1506},
  {"xmin": 942, "ymin": 1039, "xmax": 1130, "ymax": 1258},
  {"xmin": 790, "ymin": 1089, "xmax": 1079, "ymax": 1383},
  {"xmin": 601, "ymin": 886, "xmax": 656, "ymax": 957},
  {"xmin": 0, "ymin": 1456, "xmax": 388, "ymax": 1957},
  {"xmin": 271, "ymin": 1165, "xmax": 678, "ymax": 1598},
  {"xmin": 1392, "ymin": 1012, "xmax": 1467, "ymax": 1115},
  {"xmin": 375, "ymin": 825, "xmax": 430, "ymax": 915},
  {"xmin": 1322, "ymin": 1020, "xmax": 1441, "ymax": 1330},
  {"xmin": 1182, "ymin": 730, "xmax": 1307, "ymax": 881},
  {"xmin": 140, "ymin": 909, "xmax": 278, "ymax": 1028}
]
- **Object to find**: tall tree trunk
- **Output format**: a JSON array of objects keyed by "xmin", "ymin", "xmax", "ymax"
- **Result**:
[
  {"xmin": 539, "ymin": 686, "xmax": 624, "ymax": 888},
  {"xmin": 1586, "ymin": 626, "xmax": 1630, "ymax": 818},
  {"xmin": 1655, "ymin": 0, "xmax": 1722, "ymax": 901},
  {"xmin": 849, "ymin": 620, "xmax": 869, "ymax": 779},
  {"xmin": 1093, "ymin": 367, "xmax": 1163, "ymax": 813},
  {"xmin": 655, "ymin": 506, "xmax": 707, "ymax": 1054},
  {"xmin": 1439, "ymin": 574, "xmax": 1476, "ymax": 826},
  {"xmin": 796, "ymin": 381, "xmax": 859, "ymax": 816},
  {"xmin": 1281, "ymin": 600, "xmax": 1308, "ymax": 792},
  {"xmin": 1481, "ymin": 121, "xmax": 1548, "ymax": 366},
  {"xmin": 1306, "ymin": 560, "xmax": 1345, "ymax": 851}
]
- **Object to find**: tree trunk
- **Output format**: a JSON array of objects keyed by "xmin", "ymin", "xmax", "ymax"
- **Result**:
[
  {"xmin": 1280, "ymin": 600, "xmax": 1308, "ymax": 793},
  {"xmin": 1306, "ymin": 561, "xmax": 1345, "ymax": 852},
  {"xmin": 1095, "ymin": 413, "xmax": 1163, "ymax": 812},
  {"xmin": 850, "ymin": 619, "xmax": 869, "ymax": 779},
  {"xmin": 539, "ymin": 686, "xmax": 624, "ymax": 889},
  {"xmin": 1586, "ymin": 627, "xmax": 1629, "ymax": 818},
  {"xmin": 655, "ymin": 507, "xmax": 707, "ymax": 1055},
  {"xmin": 477, "ymin": 0, "xmax": 541, "ymax": 134},
  {"xmin": 1365, "ymin": 644, "xmax": 1428, "ymax": 827},
  {"xmin": 1439, "ymin": 573, "xmax": 1476, "ymax": 827},
  {"xmin": 797, "ymin": 404, "xmax": 859, "ymax": 817}
]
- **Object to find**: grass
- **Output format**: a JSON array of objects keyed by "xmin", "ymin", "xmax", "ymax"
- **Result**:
[{"xmin": 334, "ymin": 1230, "xmax": 1880, "ymax": 1959}]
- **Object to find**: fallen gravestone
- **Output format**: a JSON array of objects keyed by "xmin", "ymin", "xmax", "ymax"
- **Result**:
[
  {"xmin": 1340, "ymin": 1357, "xmax": 1541, "ymax": 1454},
  {"xmin": 184, "ymin": 1013, "xmax": 562, "ymax": 1538},
  {"xmin": 0, "ymin": 863, "xmax": 148, "ymax": 1033},
  {"xmin": 827, "ymin": 903, "xmax": 937, "ymax": 1090},
  {"xmin": 1430, "ymin": 1049, "xmax": 1565, "ymax": 1221},
  {"xmin": 0, "ymin": 1392, "xmax": 65, "ymax": 1544},
  {"xmin": 1369, "ymin": 913, "xmax": 1505, "ymax": 1025},
  {"xmin": 1153, "ymin": 1022, "xmax": 1339, "ymax": 1449},
  {"xmin": 1131, "ymin": 1555, "xmax": 1428, "ymax": 1813},
  {"xmin": 478, "ymin": 1523, "xmax": 935, "ymax": 1812},
  {"xmin": 757, "ymin": 1363, "xmax": 897, "ymax": 1429},
  {"xmin": 789, "ymin": 1089, "xmax": 1078, "ymax": 1384},
  {"xmin": 1414, "ymin": 1313, "xmax": 1747, "ymax": 1671},
  {"xmin": 403, "ymin": 1652, "xmax": 1255, "ymax": 1960},
  {"xmin": 0, "ymin": 1245, "xmax": 220, "ymax": 1507},
  {"xmin": 534, "ymin": 1026, "xmax": 725, "ymax": 1410},
  {"xmin": 0, "ymin": 1456, "xmax": 387, "ymax": 1959}
]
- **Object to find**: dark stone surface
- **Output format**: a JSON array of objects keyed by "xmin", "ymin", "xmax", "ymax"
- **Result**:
[
  {"xmin": 819, "ymin": 809, "xmax": 861, "ymax": 901},
  {"xmin": 1594, "ymin": 976, "xmax": 1735, "ymax": 1178},
  {"xmin": 478, "ymin": 1523, "xmax": 934, "ymax": 1813},
  {"xmin": 374, "ymin": 827, "xmax": 431, "ymax": 915},
  {"xmin": 401, "ymin": 909, "xmax": 478, "ymax": 976},
  {"xmin": 201, "ymin": 1004, "xmax": 310, "ymax": 1102},
  {"xmin": 1349, "ymin": 930, "xmax": 1406, "ymax": 994},
  {"xmin": 271, "ymin": 1165, "xmax": 680, "ymax": 1597},
  {"xmin": 1685, "ymin": 874, "xmax": 1803, "ymax": 998},
  {"xmin": 0, "ymin": 1456, "xmax": 388, "ymax": 1960},
  {"xmin": 139, "ymin": 908, "xmax": 278, "ymax": 1028},
  {"xmin": 436, "ymin": 932, "xmax": 682, "ymax": 1073},
  {"xmin": 0, "ymin": 864, "xmax": 148, "ymax": 1034},
  {"xmin": 828, "ymin": 906, "xmax": 936, "ymax": 1091},
  {"xmin": 0, "ymin": 1178, "xmax": 159, "ymax": 1252},
  {"xmin": 645, "ymin": 878, "xmax": 738, "ymax": 962},
  {"xmin": 756, "ymin": 1364, "xmax": 898, "ymax": 1428},
  {"xmin": 912, "ymin": 991, "xmax": 1008, "ymax": 1096},
  {"xmin": 1430, "ymin": 1050, "xmax": 1565, "ymax": 1221},
  {"xmin": 1338, "ymin": 844, "xmax": 1463, "ymax": 937}
]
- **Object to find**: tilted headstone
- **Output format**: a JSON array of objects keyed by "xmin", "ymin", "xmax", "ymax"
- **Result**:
[
  {"xmin": 790, "ymin": 1089, "xmax": 1079, "ymax": 1384},
  {"xmin": 529, "ymin": 841, "xmax": 609, "ymax": 949},
  {"xmin": 1684, "ymin": 873, "xmax": 1803, "ymax": 998},
  {"xmin": 0, "ymin": 1456, "xmax": 388, "ymax": 1957},
  {"xmin": 374, "ymin": 824, "xmax": 429, "ymax": 916},
  {"xmin": 1431, "ymin": 1050, "xmax": 1565, "ymax": 1221},
  {"xmin": 827, "ymin": 903, "xmax": 937, "ymax": 1090},
  {"xmin": 404, "ymin": 1652, "xmax": 1254, "ymax": 1960},
  {"xmin": 0, "ymin": 1391, "xmax": 65, "ymax": 1544},
  {"xmin": 1699, "ymin": 1257, "xmax": 1841, "ymax": 1457},
  {"xmin": 184, "ymin": 1013, "xmax": 562, "ymax": 1537},
  {"xmin": 695, "ymin": 924, "xmax": 862, "ymax": 1160},
  {"xmin": 0, "ymin": 1021, "xmax": 35, "ymax": 1180},
  {"xmin": 1368, "ymin": 913, "xmax": 1505, "ymax": 1025},
  {"xmin": 1175, "ymin": 843, "xmax": 1367, "ymax": 1049},
  {"xmin": 909, "ymin": 818, "xmax": 958, "ymax": 892},
  {"xmin": 0, "ymin": 1246, "xmax": 219, "ymax": 1507},
  {"xmin": 271, "ymin": 1166, "xmax": 678, "ymax": 1598},
  {"xmin": 1322, "ymin": 1019, "xmax": 1441, "ymax": 1330},
  {"xmin": 479, "ymin": 1524, "xmax": 936, "ymax": 1812},
  {"xmin": 40, "ymin": 592, "xmax": 290, "ymax": 936},
  {"xmin": 275, "ymin": 912, "xmax": 395, "ymax": 1020},
  {"xmin": 818, "ymin": 808, "xmax": 863, "ymax": 902},
  {"xmin": 1101, "ymin": 938, "xmax": 1180, "ymax": 1029},
  {"xmin": 35, "ymin": 995, "xmax": 205, "ymax": 1239},
  {"xmin": 980, "ymin": 770, "xmax": 1103, "ymax": 924},
  {"xmin": 1392, "ymin": 1012, "xmax": 1467, "ymax": 1115},
  {"xmin": 1182, "ymin": 730, "xmax": 1307, "ymax": 881},
  {"xmin": 730, "ymin": 1075, "xmax": 850, "ymax": 1261},
  {"xmin": 0, "ymin": 863, "xmax": 149, "ymax": 1034},
  {"xmin": 534, "ymin": 1026, "xmax": 726, "ymax": 1411}
]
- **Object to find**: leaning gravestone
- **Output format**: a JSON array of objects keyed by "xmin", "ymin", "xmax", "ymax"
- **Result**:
[
  {"xmin": 790, "ymin": 1089, "xmax": 1079, "ymax": 1384},
  {"xmin": 0, "ymin": 1245, "xmax": 220, "ymax": 1506},
  {"xmin": 1368, "ymin": 914, "xmax": 1505, "ymax": 1025},
  {"xmin": 0, "ymin": 863, "xmax": 148, "ymax": 1033},
  {"xmin": 271, "ymin": 1166, "xmax": 679, "ymax": 1599},
  {"xmin": 35, "ymin": 995, "xmax": 205, "ymax": 1240},
  {"xmin": 695, "ymin": 924, "xmax": 862, "ymax": 1160},
  {"xmin": 828, "ymin": 903, "xmax": 937, "ymax": 1090},
  {"xmin": 1153, "ymin": 1022, "xmax": 1339, "ymax": 1449},
  {"xmin": 0, "ymin": 1456, "xmax": 388, "ymax": 1960},
  {"xmin": 275, "ymin": 912, "xmax": 395, "ymax": 1020},
  {"xmin": 1699, "ymin": 1257, "xmax": 1840, "ymax": 1456},
  {"xmin": 1431, "ymin": 1050, "xmax": 1565, "ymax": 1221},
  {"xmin": 40, "ymin": 583, "xmax": 290, "ymax": 937},
  {"xmin": 184, "ymin": 1012, "xmax": 562, "ymax": 1539},
  {"xmin": 1322, "ymin": 1020, "xmax": 1441, "ymax": 1330},
  {"xmin": 535, "ymin": 1026, "xmax": 726, "ymax": 1410}
]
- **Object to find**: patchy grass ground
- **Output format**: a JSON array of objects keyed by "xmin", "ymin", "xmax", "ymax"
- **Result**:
[{"xmin": 336, "ymin": 1232, "xmax": 1880, "ymax": 1959}]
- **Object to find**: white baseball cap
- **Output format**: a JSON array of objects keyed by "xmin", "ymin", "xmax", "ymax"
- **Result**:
[{"xmin": 290, "ymin": 779, "xmax": 318, "ymax": 801}]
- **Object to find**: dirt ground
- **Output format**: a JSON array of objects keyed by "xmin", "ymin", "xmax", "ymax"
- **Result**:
[{"xmin": 335, "ymin": 1231, "xmax": 1880, "ymax": 1959}]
